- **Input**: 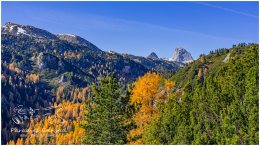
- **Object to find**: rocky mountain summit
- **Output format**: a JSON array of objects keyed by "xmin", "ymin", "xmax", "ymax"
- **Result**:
[
  {"xmin": 170, "ymin": 47, "xmax": 194, "ymax": 63},
  {"xmin": 147, "ymin": 52, "xmax": 159, "ymax": 60}
]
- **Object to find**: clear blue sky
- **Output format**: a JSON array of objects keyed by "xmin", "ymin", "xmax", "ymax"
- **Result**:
[{"xmin": 2, "ymin": 1, "xmax": 259, "ymax": 59}]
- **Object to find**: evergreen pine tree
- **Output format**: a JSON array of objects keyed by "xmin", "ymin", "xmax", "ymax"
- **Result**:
[{"xmin": 82, "ymin": 74, "xmax": 130, "ymax": 144}]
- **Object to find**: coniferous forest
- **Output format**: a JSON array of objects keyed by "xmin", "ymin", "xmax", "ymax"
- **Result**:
[{"xmin": 1, "ymin": 22, "xmax": 259, "ymax": 145}]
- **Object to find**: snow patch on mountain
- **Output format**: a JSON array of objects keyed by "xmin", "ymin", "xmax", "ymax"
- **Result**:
[
  {"xmin": 2, "ymin": 22, "xmax": 58, "ymax": 39},
  {"xmin": 17, "ymin": 27, "xmax": 28, "ymax": 35}
]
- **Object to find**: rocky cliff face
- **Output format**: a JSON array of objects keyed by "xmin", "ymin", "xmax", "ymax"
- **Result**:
[{"xmin": 170, "ymin": 47, "xmax": 193, "ymax": 63}]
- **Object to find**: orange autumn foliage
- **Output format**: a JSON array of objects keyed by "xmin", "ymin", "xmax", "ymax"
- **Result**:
[
  {"xmin": 128, "ymin": 72, "xmax": 175, "ymax": 144},
  {"xmin": 7, "ymin": 86, "xmax": 87, "ymax": 145},
  {"xmin": 130, "ymin": 72, "xmax": 163, "ymax": 104},
  {"xmin": 27, "ymin": 74, "xmax": 40, "ymax": 83},
  {"xmin": 9, "ymin": 101, "xmax": 85, "ymax": 145},
  {"xmin": 8, "ymin": 63, "xmax": 21, "ymax": 74}
]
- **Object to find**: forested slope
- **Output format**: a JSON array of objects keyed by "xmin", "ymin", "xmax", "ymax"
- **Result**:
[{"xmin": 142, "ymin": 43, "xmax": 259, "ymax": 144}]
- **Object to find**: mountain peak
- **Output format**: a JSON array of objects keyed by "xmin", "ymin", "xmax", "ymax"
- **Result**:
[
  {"xmin": 2, "ymin": 22, "xmax": 101, "ymax": 52},
  {"xmin": 147, "ymin": 52, "xmax": 159, "ymax": 60},
  {"xmin": 2, "ymin": 22, "xmax": 58, "ymax": 40},
  {"xmin": 175, "ymin": 47, "xmax": 185, "ymax": 52},
  {"xmin": 170, "ymin": 47, "xmax": 193, "ymax": 63},
  {"xmin": 4, "ymin": 22, "xmax": 19, "ymax": 26}
]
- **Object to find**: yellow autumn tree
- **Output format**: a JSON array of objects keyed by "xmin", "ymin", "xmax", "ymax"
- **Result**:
[
  {"xmin": 128, "ymin": 72, "xmax": 175, "ymax": 144},
  {"xmin": 26, "ymin": 73, "xmax": 40, "ymax": 83},
  {"xmin": 8, "ymin": 63, "xmax": 21, "ymax": 74},
  {"xmin": 7, "ymin": 140, "xmax": 15, "ymax": 145},
  {"xmin": 16, "ymin": 138, "xmax": 23, "ymax": 145}
]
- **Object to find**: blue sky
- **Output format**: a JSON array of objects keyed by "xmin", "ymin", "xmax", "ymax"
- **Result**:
[{"xmin": 1, "ymin": 1, "xmax": 259, "ymax": 59}]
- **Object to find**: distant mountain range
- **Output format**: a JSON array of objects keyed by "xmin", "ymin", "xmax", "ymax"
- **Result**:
[{"xmin": 1, "ymin": 22, "xmax": 190, "ymax": 84}]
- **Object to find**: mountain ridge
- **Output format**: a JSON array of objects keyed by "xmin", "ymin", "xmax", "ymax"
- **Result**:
[
  {"xmin": 1, "ymin": 22, "xmax": 194, "ymax": 63},
  {"xmin": 2, "ymin": 22, "xmax": 102, "ymax": 52},
  {"xmin": 2, "ymin": 22, "xmax": 59, "ymax": 40},
  {"xmin": 1, "ymin": 22, "xmax": 183, "ymax": 83},
  {"xmin": 56, "ymin": 34, "xmax": 102, "ymax": 52}
]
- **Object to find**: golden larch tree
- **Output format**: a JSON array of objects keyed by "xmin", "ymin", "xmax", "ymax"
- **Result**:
[{"xmin": 128, "ymin": 72, "xmax": 175, "ymax": 144}]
